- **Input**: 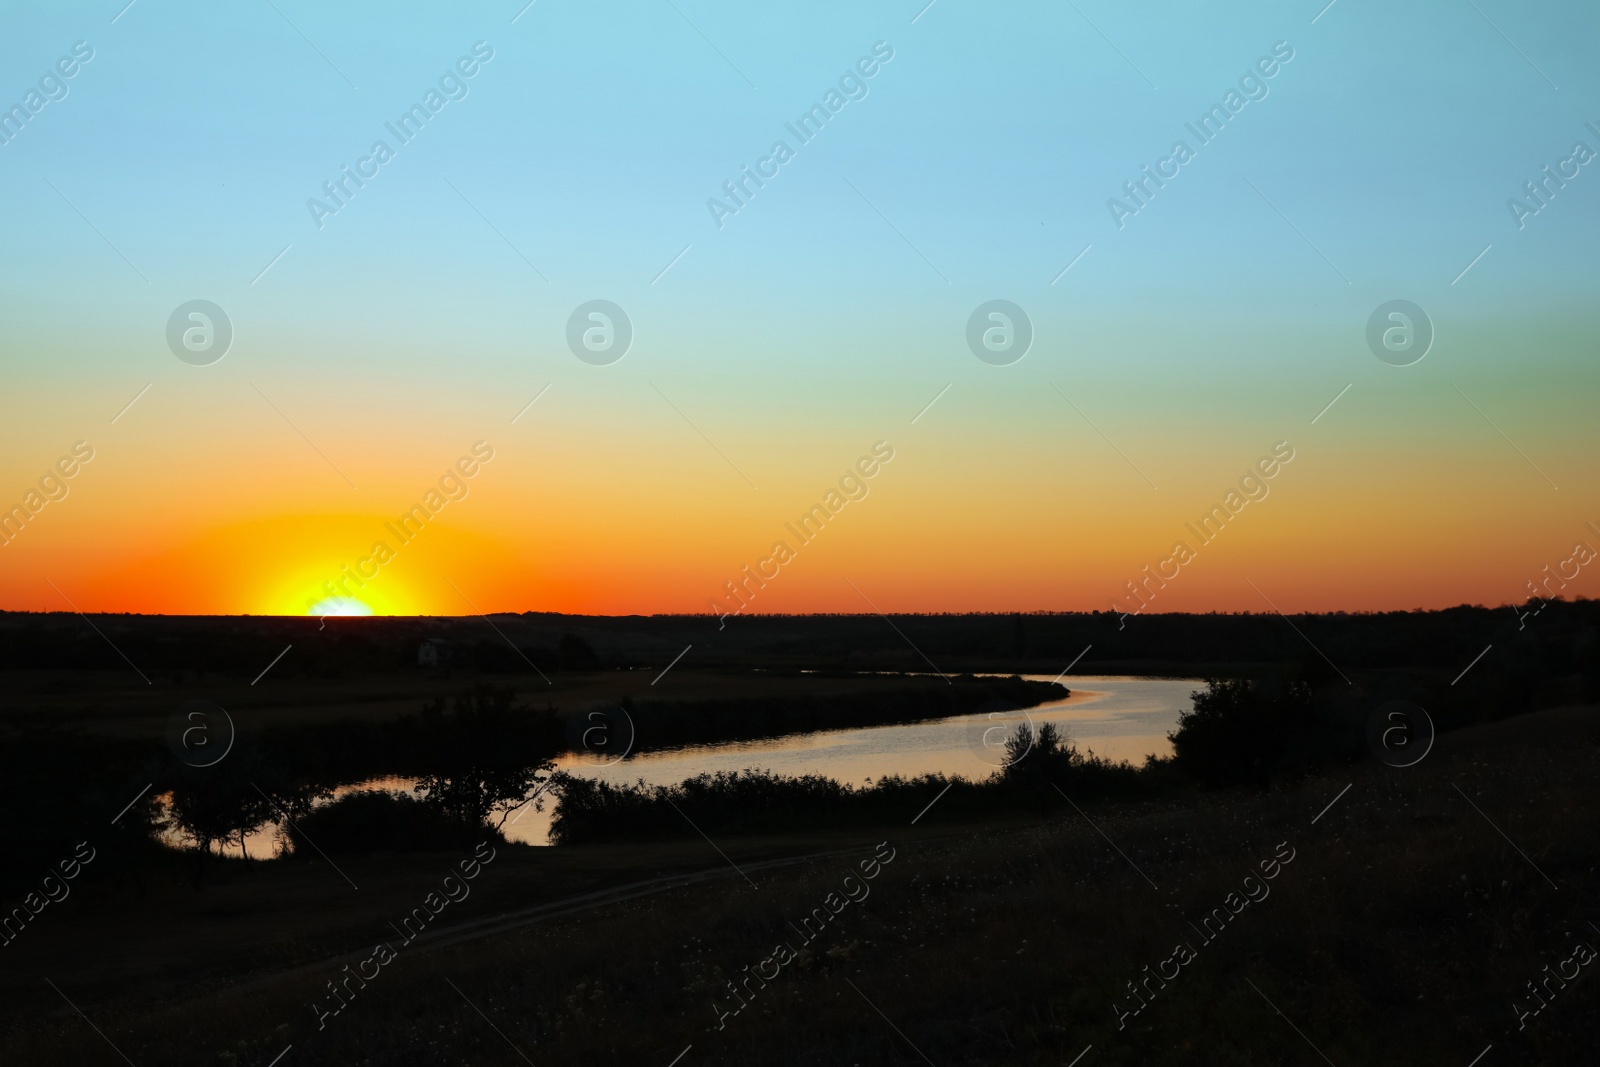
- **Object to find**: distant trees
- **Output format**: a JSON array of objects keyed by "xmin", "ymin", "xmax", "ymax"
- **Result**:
[{"xmin": 557, "ymin": 633, "xmax": 600, "ymax": 670}]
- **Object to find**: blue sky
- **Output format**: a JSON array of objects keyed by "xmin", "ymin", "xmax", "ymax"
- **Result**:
[{"xmin": 2, "ymin": 0, "xmax": 1598, "ymax": 614}]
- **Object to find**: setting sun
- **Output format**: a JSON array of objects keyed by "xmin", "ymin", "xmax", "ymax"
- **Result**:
[{"xmin": 308, "ymin": 597, "xmax": 372, "ymax": 617}]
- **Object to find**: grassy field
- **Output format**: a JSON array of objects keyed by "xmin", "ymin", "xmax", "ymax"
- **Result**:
[{"xmin": 4, "ymin": 703, "xmax": 1594, "ymax": 1065}]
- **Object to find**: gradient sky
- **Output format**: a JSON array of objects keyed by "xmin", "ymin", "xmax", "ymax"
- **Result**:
[{"xmin": 2, "ymin": 0, "xmax": 1597, "ymax": 616}]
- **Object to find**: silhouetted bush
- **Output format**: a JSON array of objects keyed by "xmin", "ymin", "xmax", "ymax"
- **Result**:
[
  {"xmin": 1167, "ymin": 677, "xmax": 1370, "ymax": 787},
  {"xmin": 549, "ymin": 770, "xmax": 991, "ymax": 845},
  {"xmin": 1168, "ymin": 678, "xmax": 1302, "ymax": 788},
  {"xmin": 1000, "ymin": 722, "xmax": 1150, "ymax": 804},
  {"xmin": 286, "ymin": 791, "xmax": 493, "ymax": 857},
  {"xmin": 547, "ymin": 742, "xmax": 1168, "ymax": 846}
]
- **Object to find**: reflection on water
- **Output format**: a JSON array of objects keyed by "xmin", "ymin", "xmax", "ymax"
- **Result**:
[
  {"xmin": 173, "ymin": 675, "xmax": 1199, "ymax": 853},
  {"xmin": 506, "ymin": 674, "xmax": 1199, "ymax": 845}
]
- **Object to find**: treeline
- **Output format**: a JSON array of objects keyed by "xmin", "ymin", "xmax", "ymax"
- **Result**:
[
  {"xmin": 0, "ymin": 616, "xmax": 612, "ymax": 680},
  {"xmin": 668, "ymin": 597, "xmax": 1600, "ymax": 675},
  {"xmin": 9, "ymin": 597, "xmax": 1599, "ymax": 680}
]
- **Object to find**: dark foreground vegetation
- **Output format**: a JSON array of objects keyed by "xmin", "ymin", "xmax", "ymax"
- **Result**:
[
  {"xmin": 1, "ymin": 604, "xmax": 1596, "ymax": 1064},
  {"xmin": 0, "ymin": 673, "xmax": 1061, "ymax": 887},
  {"xmin": 551, "ymin": 636, "xmax": 1599, "ymax": 845},
  {"xmin": 549, "ymin": 723, "xmax": 1154, "ymax": 845},
  {"xmin": 2, "ymin": 704, "xmax": 1594, "ymax": 1066},
  {"xmin": 4, "ymin": 598, "xmax": 1595, "ymax": 875}
]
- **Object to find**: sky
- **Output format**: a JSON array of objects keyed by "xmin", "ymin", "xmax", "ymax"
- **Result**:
[{"xmin": 1, "ymin": 0, "xmax": 1597, "ymax": 617}]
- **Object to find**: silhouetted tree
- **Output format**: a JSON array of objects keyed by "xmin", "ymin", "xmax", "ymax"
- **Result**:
[
  {"xmin": 163, "ymin": 743, "xmax": 282, "ymax": 877},
  {"xmin": 411, "ymin": 686, "xmax": 560, "ymax": 829},
  {"xmin": 1169, "ymin": 678, "xmax": 1312, "ymax": 788}
]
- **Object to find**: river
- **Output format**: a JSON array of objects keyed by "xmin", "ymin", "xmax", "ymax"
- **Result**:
[
  {"xmin": 500, "ymin": 674, "xmax": 1200, "ymax": 845},
  {"xmin": 186, "ymin": 674, "xmax": 1201, "ymax": 854}
]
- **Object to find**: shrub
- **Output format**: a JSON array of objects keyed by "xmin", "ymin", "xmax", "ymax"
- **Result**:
[
  {"xmin": 548, "ymin": 770, "xmax": 981, "ymax": 846},
  {"xmin": 1000, "ymin": 721, "xmax": 1149, "ymax": 803},
  {"xmin": 286, "ymin": 791, "xmax": 496, "ymax": 857}
]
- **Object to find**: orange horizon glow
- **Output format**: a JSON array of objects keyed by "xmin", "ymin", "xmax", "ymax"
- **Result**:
[{"xmin": 4, "ymin": 3, "xmax": 1599, "ymax": 628}]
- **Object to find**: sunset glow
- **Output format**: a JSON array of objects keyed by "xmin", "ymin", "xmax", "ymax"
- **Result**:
[
  {"xmin": 3, "ymin": 5, "xmax": 1598, "ymax": 1065},
  {"xmin": 1, "ymin": 3, "xmax": 1595, "ymax": 618}
]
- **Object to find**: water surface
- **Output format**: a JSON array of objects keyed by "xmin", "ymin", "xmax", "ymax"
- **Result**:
[
  {"xmin": 192, "ymin": 674, "xmax": 1200, "ymax": 852},
  {"xmin": 502, "ymin": 674, "xmax": 1200, "ymax": 845}
]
